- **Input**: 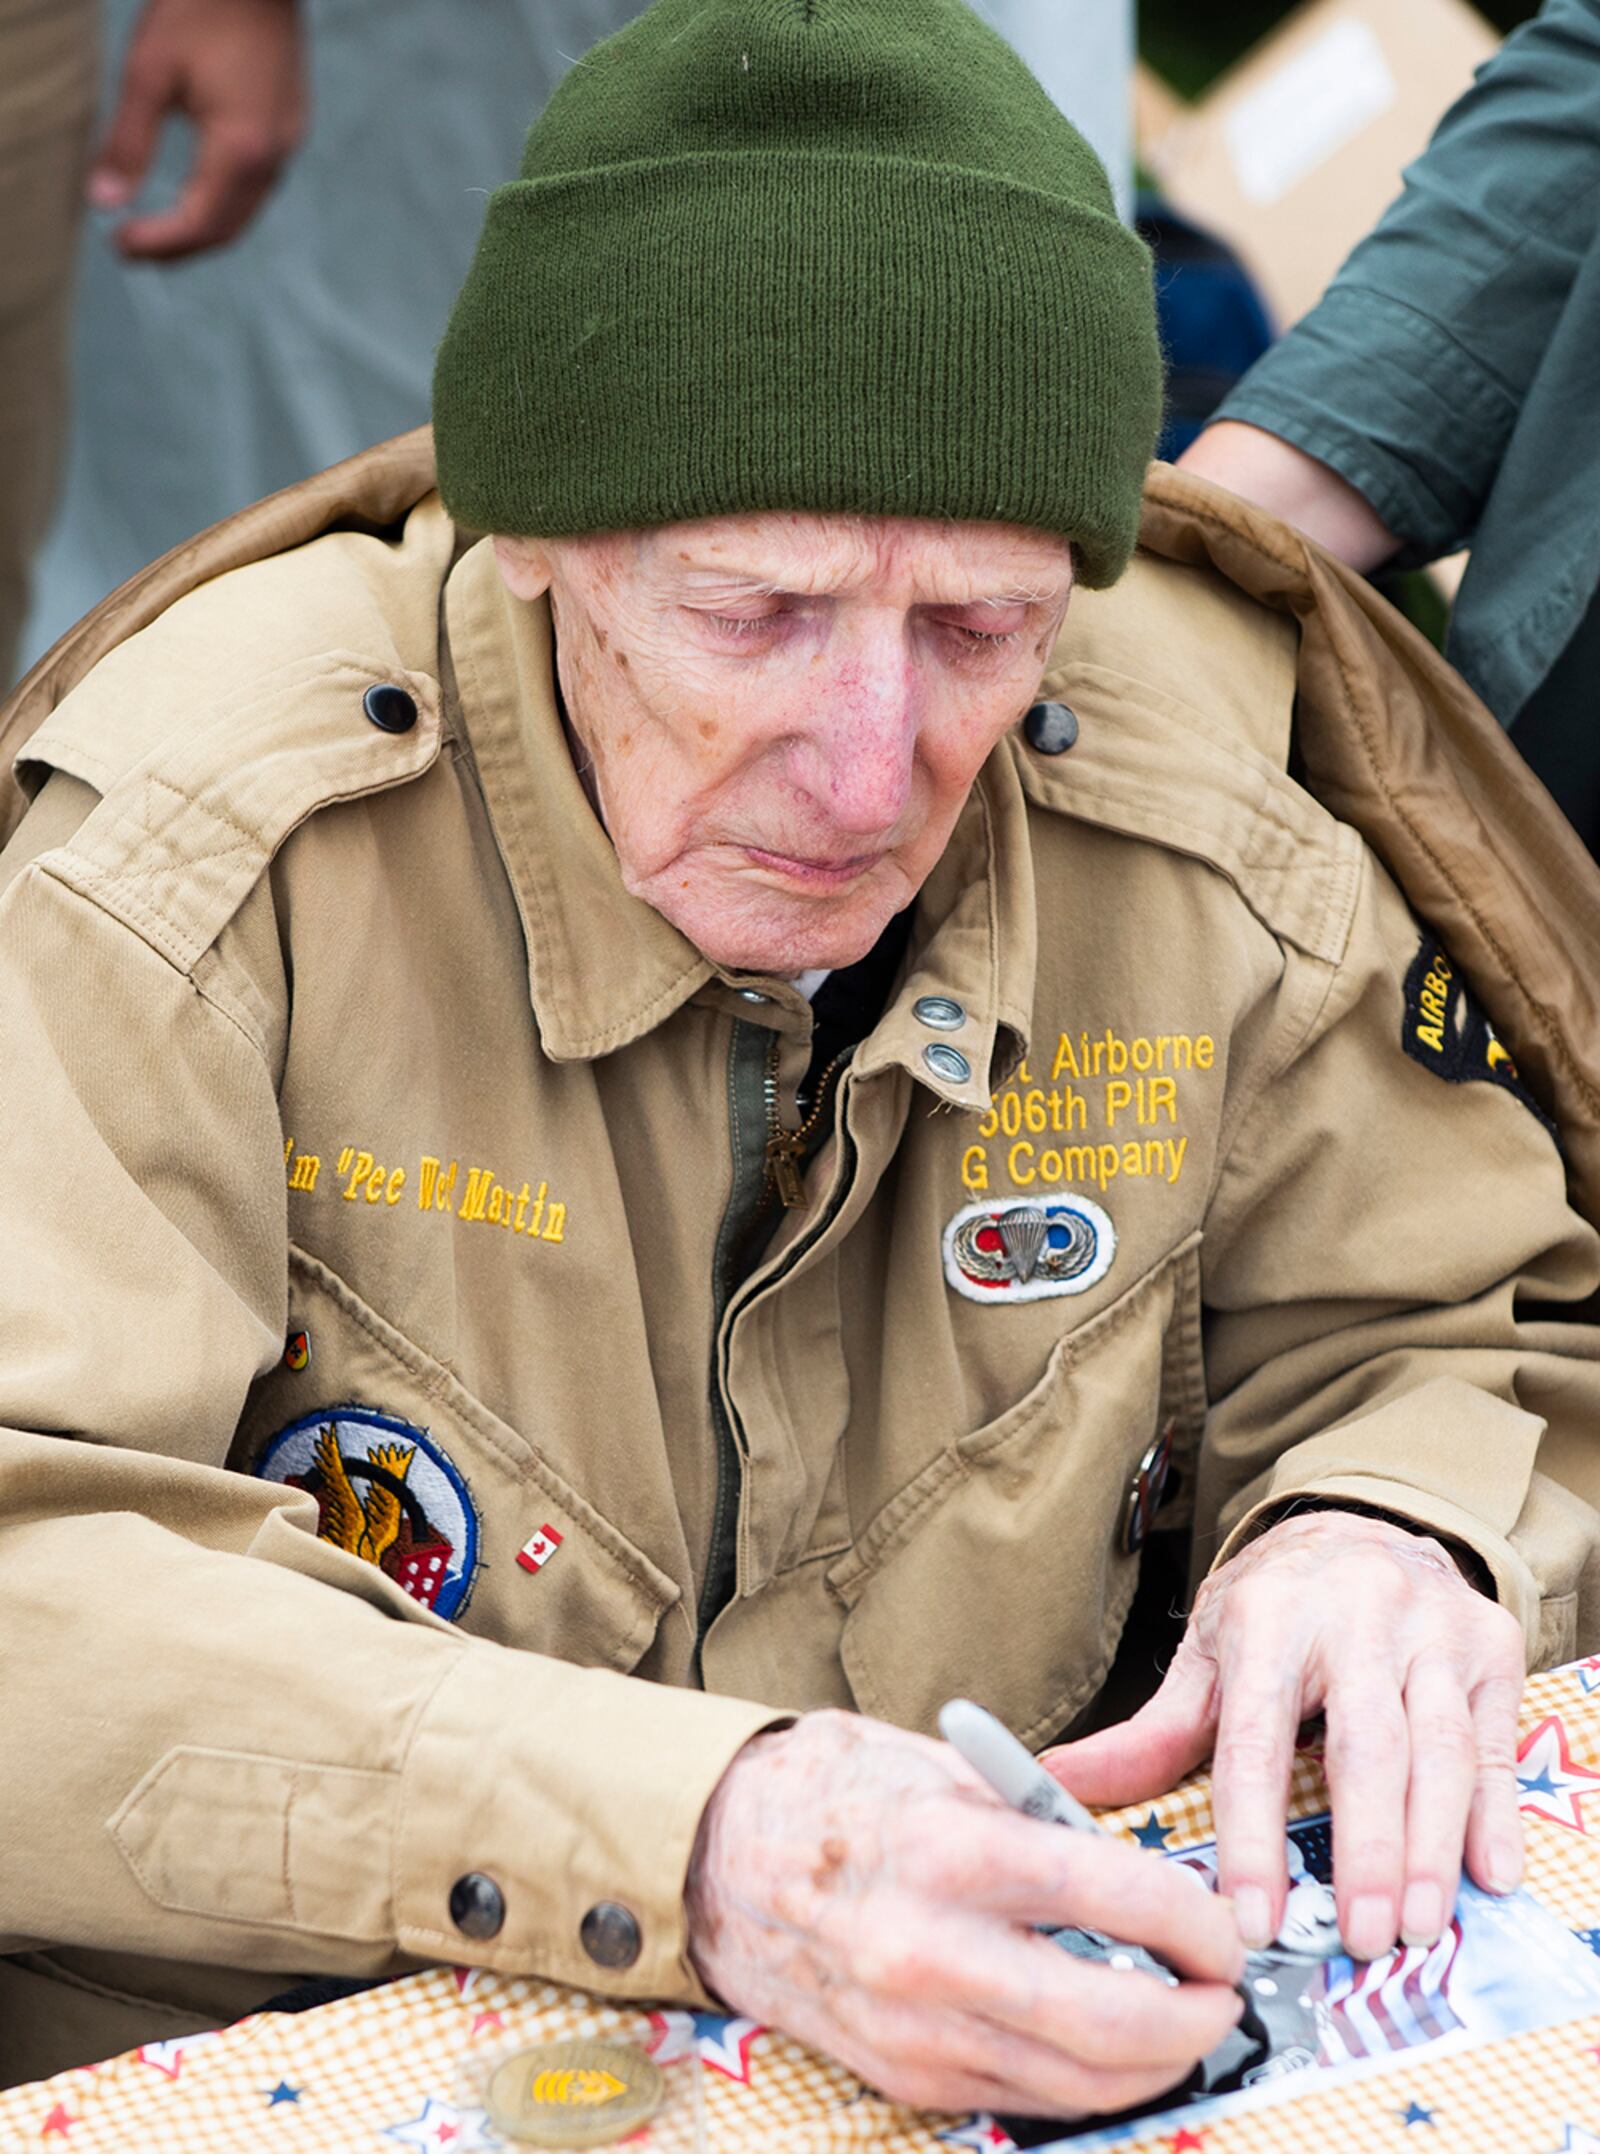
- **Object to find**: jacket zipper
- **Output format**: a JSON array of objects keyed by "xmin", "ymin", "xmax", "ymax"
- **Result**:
[
  {"xmin": 696, "ymin": 1020, "xmax": 779, "ymax": 1660},
  {"xmin": 695, "ymin": 1024, "xmax": 852, "ymax": 1662},
  {"xmin": 763, "ymin": 1033, "xmax": 851, "ymax": 1209}
]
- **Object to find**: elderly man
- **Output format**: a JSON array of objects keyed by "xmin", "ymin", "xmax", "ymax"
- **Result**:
[{"xmin": 0, "ymin": 0, "xmax": 1597, "ymax": 2121}]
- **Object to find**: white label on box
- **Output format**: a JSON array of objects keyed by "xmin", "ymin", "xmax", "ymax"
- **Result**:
[{"xmin": 1223, "ymin": 17, "xmax": 1398, "ymax": 207}]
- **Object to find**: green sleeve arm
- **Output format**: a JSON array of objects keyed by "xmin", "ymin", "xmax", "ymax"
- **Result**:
[{"xmin": 1218, "ymin": 0, "xmax": 1600, "ymax": 558}]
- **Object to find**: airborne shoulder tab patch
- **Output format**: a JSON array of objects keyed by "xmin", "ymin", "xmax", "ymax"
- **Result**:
[{"xmin": 1401, "ymin": 934, "xmax": 1555, "ymax": 1136}]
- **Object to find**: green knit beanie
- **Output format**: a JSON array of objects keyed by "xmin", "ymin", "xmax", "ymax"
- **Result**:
[{"xmin": 433, "ymin": 0, "xmax": 1162, "ymax": 586}]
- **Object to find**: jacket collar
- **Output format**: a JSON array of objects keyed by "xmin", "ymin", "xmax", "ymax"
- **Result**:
[
  {"xmin": 443, "ymin": 536, "xmax": 1034, "ymax": 1101},
  {"xmin": 444, "ymin": 538, "xmax": 713, "ymax": 1061},
  {"xmin": 854, "ymin": 752, "xmax": 1036, "ymax": 1109}
]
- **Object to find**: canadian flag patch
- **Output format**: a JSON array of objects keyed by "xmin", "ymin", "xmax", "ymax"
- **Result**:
[{"xmin": 516, "ymin": 1524, "xmax": 564, "ymax": 1574}]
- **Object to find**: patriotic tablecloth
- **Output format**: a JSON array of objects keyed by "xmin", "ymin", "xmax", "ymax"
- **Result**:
[{"xmin": 11, "ymin": 1660, "xmax": 1600, "ymax": 2152}]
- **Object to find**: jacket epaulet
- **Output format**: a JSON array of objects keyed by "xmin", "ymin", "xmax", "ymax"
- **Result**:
[
  {"xmin": 9, "ymin": 462, "xmax": 455, "ymax": 977},
  {"xmin": 0, "ymin": 426, "xmax": 441, "ymax": 846},
  {"xmin": 1022, "ymin": 547, "xmax": 1364, "ymax": 970}
]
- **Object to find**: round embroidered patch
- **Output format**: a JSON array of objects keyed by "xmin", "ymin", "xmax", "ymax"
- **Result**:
[
  {"xmin": 942, "ymin": 1194, "xmax": 1116, "ymax": 1304},
  {"xmin": 254, "ymin": 1406, "xmax": 479, "ymax": 1618}
]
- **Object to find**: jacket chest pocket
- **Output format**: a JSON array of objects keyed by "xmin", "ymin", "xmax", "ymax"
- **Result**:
[
  {"xmin": 827, "ymin": 1233, "xmax": 1203, "ymax": 1746},
  {"xmin": 230, "ymin": 1244, "xmax": 680, "ymax": 1674}
]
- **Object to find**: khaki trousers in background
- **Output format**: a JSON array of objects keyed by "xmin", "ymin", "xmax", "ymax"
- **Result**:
[{"xmin": 0, "ymin": 0, "xmax": 98, "ymax": 692}]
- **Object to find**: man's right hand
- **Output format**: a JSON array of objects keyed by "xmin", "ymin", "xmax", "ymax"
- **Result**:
[
  {"xmin": 87, "ymin": 0, "xmax": 305, "ymax": 261},
  {"xmin": 683, "ymin": 1709, "xmax": 1246, "ymax": 2119}
]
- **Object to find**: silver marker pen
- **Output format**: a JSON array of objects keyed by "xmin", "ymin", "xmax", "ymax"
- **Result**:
[
  {"xmin": 939, "ymin": 1696, "xmax": 1270, "ymax": 2091},
  {"xmin": 938, "ymin": 1696, "xmax": 1185, "ymax": 1987}
]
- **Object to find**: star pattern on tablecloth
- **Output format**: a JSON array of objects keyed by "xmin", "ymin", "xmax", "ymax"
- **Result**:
[
  {"xmin": 1517, "ymin": 1716, "xmax": 1600, "ymax": 1832},
  {"xmin": 644, "ymin": 2007, "xmax": 764, "ymax": 2082},
  {"xmin": 37, "ymin": 1669, "xmax": 1600, "ymax": 2153},
  {"xmin": 133, "ymin": 2035, "xmax": 222, "ymax": 2082},
  {"xmin": 381, "ymin": 2095, "xmax": 502, "ymax": 2150},
  {"xmin": 935, "ymin": 2117, "xmax": 1016, "ymax": 2150}
]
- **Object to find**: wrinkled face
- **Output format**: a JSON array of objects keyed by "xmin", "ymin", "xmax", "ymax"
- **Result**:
[{"xmin": 494, "ymin": 510, "xmax": 1074, "ymax": 974}]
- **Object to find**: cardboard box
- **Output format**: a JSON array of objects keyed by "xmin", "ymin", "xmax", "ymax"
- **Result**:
[
  {"xmin": 1140, "ymin": 0, "xmax": 1499, "ymax": 333},
  {"xmin": 1134, "ymin": 59, "xmax": 1187, "ymax": 164}
]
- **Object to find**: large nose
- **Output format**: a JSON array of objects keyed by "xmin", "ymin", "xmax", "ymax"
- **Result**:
[{"xmin": 789, "ymin": 631, "xmax": 919, "ymax": 838}]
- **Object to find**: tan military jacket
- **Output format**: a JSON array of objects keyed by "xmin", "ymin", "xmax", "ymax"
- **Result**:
[{"xmin": 1, "ymin": 434, "xmax": 1598, "ymax": 2080}]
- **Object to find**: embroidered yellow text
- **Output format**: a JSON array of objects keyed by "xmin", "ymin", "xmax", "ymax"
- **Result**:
[
  {"xmin": 288, "ymin": 1140, "xmax": 570, "ymax": 1249},
  {"xmin": 1007, "ymin": 1136, "xmax": 1188, "ymax": 1190},
  {"xmin": 1051, "ymin": 1028, "xmax": 1214, "ymax": 1079},
  {"xmin": 337, "ymin": 1150, "xmax": 407, "ymax": 1206},
  {"xmin": 455, "ymin": 1165, "xmax": 566, "ymax": 1242},
  {"xmin": 1413, "ymin": 953, "xmax": 1453, "ymax": 1056},
  {"xmin": 961, "ymin": 1023, "xmax": 1215, "ymax": 1196},
  {"xmin": 283, "ymin": 1138, "xmax": 321, "ymax": 1193}
]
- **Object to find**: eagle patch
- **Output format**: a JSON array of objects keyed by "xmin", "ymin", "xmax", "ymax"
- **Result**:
[
  {"xmin": 254, "ymin": 1406, "xmax": 479, "ymax": 1618},
  {"xmin": 1402, "ymin": 934, "xmax": 1555, "ymax": 1136}
]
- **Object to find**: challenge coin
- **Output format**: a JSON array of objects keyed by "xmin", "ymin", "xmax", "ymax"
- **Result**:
[{"xmin": 484, "ymin": 2038, "xmax": 666, "ymax": 2147}]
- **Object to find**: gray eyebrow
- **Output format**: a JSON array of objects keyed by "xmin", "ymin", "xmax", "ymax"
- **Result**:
[
  {"xmin": 678, "ymin": 575, "xmax": 1067, "ymax": 606},
  {"xmin": 975, "ymin": 585, "xmax": 1066, "ymax": 608}
]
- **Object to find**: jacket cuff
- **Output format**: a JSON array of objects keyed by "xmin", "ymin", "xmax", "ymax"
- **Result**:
[
  {"xmin": 1209, "ymin": 1378, "xmax": 1546, "ymax": 1660},
  {"xmin": 1216, "ymin": 1474, "xmax": 1540, "ymax": 1633},
  {"xmin": 1217, "ymin": 286, "xmax": 1515, "ymax": 562},
  {"xmin": 394, "ymin": 1642, "xmax": 786, "ymax": 2000}
]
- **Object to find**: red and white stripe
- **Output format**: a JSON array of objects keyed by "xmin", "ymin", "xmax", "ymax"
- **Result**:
[{"xmin": 516, "ymin": 1524, "xmax": 564, "ymax": 1574}]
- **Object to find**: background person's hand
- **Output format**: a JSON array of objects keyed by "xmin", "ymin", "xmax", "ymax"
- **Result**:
[
  {"xmin": 1042, "ymin": 1509, "xmax": 1526, "ymax": 1963},
  {"xmin": 87, "ymin": 0, "xmax": 305, "ymax": 261},
  {"xmin": 1177, "ymin": 421, "xmax": 1401, "ymax": 575},
  {"xmin": 685, "ymin": 1708, "xmax": 1246, "ymax": 2119}
]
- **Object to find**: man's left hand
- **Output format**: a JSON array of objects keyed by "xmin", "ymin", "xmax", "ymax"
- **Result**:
[
  {"xmin": 88, "ymin": 0, "xmax": 305, "ymax": 261},
  {"xmin": 1041, "ymin": 1509, "xmax": 1526, "ymax": 1961}
]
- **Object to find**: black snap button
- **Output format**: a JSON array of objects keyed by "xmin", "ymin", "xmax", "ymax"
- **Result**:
[
  {"xmin": 1023, "ymin": 700, "xmax": 1079, "ymax": 755},
  {"xmin": 363, "ymin": 682, "xmax": 418, "ymax": 734},
  {"xmin": 449, "ymin": 1871, "xmax": 506, "ymax": 1940},
  {"xmin": 580, "ymin": 1899, "xmax": 642, "ymax": 1970}
]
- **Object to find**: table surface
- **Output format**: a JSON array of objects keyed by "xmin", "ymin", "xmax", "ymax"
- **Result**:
[{"xmin": 8, "ymin": 1661, "xmax": 1600, "ymax": 2152}]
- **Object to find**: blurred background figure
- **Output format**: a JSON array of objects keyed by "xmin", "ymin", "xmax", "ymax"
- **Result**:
[
  {"xmin": 0, "ymin": 0, "xmax": 304, "ymax": 691},
  {"xmin": 0, "ymin": 0, "xmax": 96, "ymax": 694},
  {"xmin": 1174, "ymin": 0, "xmax": 1600, "ymax": 858},
  {"xmin": 7, "ymin": 0, "xmax": 1132, "ymax": 691}
]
